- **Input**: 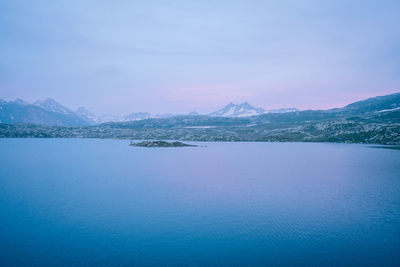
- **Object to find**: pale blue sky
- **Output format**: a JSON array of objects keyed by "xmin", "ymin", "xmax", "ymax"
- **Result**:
[{"xmin": 1, "ymin": 0, "xmax": 399, "ymax": 114}]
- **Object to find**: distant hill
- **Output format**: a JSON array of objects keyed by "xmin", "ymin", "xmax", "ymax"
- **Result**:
[{"xmin": 342, "ymin": 93, "xmax": 400, "ymax": 113}]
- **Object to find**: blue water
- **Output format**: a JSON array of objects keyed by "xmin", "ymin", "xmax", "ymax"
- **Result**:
[{"xmin": 1, "ymin": 139, "xmax": 400, "ymax": 266}]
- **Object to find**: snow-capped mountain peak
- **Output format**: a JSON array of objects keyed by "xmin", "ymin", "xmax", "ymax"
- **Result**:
[
  {"xmin": 209, "ymin": 102, "xmax": 265, "ymax": 117},
  {"xmin": 34, "ymin": 98, "xmax": 74, "ymax": 115}
]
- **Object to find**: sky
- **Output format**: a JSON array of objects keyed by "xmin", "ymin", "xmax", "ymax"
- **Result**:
[{"xmin": 1, "ymin": 0, "xmax": 400, "ymax": 115}]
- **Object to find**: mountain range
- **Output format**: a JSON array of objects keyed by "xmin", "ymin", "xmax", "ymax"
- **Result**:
[
  {"xmin": 0, "ymin": 98, "xmax": 298, "ymax": 126},
  {"xmin": 0, "ymin": 98, "xmax": 90, "ymax": 126},
  {"xmin": 1, "ymin": 92, "xmax": 399, "ymax": 144}
]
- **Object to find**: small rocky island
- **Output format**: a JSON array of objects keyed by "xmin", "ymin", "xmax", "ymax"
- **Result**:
[{"xmin": 130, "ymin": 140, "xmax": 197, "ymax": 147}]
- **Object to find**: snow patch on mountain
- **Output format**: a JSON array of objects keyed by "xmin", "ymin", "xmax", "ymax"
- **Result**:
[
  {"xmin": 266, "ymin": 108, "xmax": 299, "ymax": 113},
  {"xmin": 76, "ymin": 107, "xmax": 98, "ymax": 124},
  {"xmin": 376, "ymin": 106, "xmax": 400, "ymax": 113},
  {"xmin": 125, "ymin": 112, "xmax": 152, "ymax": 121},
  {"xmin": 12, "ymin": 98, "xmax": 30, "ymax": 105}
]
